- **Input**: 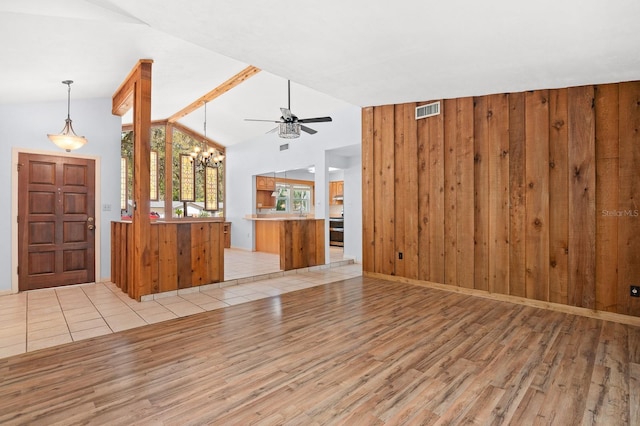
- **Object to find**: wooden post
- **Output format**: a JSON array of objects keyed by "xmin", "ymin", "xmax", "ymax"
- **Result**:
[{"xmin": 112, "ymin": 59, "xmax": 154, "ymax": 300}]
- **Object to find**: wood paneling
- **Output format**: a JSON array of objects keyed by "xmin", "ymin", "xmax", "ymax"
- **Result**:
[
  {"xmin": 362, "ymin": 81, "xmax": 640, "ymax": 317},
  {"xmin": 618, "ymin": 81, "xmax": 640, "ymax": 316},
  {"xmin": 595, "ymin": 84, "xmax": 619, "ymax": 312},
  {"xmin": 428, "ymin": 104, "xmax": 445, "ymax": 283},
  {"xmin": 279, "ymin": 219, "xmax": 325, "ymax": 271},
  {"xmin": 111, "ymin": 221, "xmax": 224, "ymax": 297},
  {"xmin": 549, "ymin": 89, "xmax": 569, "ymax": 305},
  {"xmin": 487, "ymin": 94, "xmax": 510, "ymax": 295},
  {"xmin": 379, "ymin": 105, "xmax": 395, "ymax": 275},
  {"xmin": 394, "ymin": 104, "xmax": 407, "ymax": 278},
  {"xmin": 362, "ymin": 107, "xmax": 375, "ymax": 273},
  {"xmin": 456, "ymin": 97, "xmax": 475, "ymax": 289},
  {"xmin": 474, "ymin": 96, "xmax": 490, "ymax": 292},
  {"xmin": 254, "ymin": 219, "xmax": 325, "ymax": 270},
  {"xmin": 524, "ymin": 90, "xmax": 550, "ymax": 301},
  {"xmin": 508, "ymin": 92, "xmax": 527, "ymax": 298},
  {"xmin": 417, "ymin": 106, "xmax": 430, "ymax": 281},
  {"xmin": 568, "ymin": 86, "xmax": 596, "ymax": 308},
  {"xmin": 443, "ymin": 99, "xmax": 458, "ymax": 286}
]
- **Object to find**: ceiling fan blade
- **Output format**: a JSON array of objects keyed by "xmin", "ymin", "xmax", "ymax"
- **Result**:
[
  {"xmin": 267, "ymin": 127, "xmax": 279, "ymax": 134},
  {"xmin": 298, "ymin": 116, "xmax": 333, "ymax": 123},
  {"xmin": 280, "ymin": 108, "xmax": 293, "ymax": 121},
  {"xmin": 300, "ymin": 125, "xmax": 317, "ymax": 135},
  {"xmin": 245, "ymin": 118, "xmax": 281, "ymax": 123}
]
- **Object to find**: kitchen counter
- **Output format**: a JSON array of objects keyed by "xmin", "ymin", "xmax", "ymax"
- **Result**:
[
  {"xmin": 111, "ymin": 220, "xmax": 226, "ymax": 299},
  {"xmin": 244, "ymin": 214, "xmax": 316, "ymax": 221},
  {"xmin": 248, "ymin": 216, "xmax": 325, "ymax": 270}
]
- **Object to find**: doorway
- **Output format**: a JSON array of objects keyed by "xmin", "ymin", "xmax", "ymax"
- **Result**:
[{"xmin": 17, "ymin": 152, "xmax": 96, "ymax": 291}]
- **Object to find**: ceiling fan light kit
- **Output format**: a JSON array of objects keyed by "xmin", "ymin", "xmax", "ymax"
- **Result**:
[
  {"xmin": 245, "ymin": 80, "xmax": 332, "ymax": 139},
  {"xmin": 279, "ymin": 122, "xmax": 300, "ymax": 138},
  {"xmin": 48, "ymin": 80, "xmax": 88, "ymax": 152}
]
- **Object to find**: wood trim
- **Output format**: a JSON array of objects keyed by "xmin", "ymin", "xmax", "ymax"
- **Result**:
[
  {"xmin": 364, "ymin": 271, "xmax": 640, "ymax": 327},
  {"xmin": 167, "ymin": 65, "xmax": 261, "ymax": 123}
]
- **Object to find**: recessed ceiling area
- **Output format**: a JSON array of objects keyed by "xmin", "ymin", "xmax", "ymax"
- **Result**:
[{"xmin": 1, "ymin": 0, "xmax": 639, "ymax": 147}]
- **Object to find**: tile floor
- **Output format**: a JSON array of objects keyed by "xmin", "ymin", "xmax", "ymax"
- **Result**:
[
  {"xmin": 224, "ymin": 246, "xmax": 347, "ymax": 281},
  {"xmin": 0, "ymin": 247, "xmax": 361, "ymax": 360}
]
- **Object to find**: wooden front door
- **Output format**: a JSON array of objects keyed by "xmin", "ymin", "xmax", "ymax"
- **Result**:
[{"xmin": 18, "ymin": 153, "xmax": 96, "ymax": 291}]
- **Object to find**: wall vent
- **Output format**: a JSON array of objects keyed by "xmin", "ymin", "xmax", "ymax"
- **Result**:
[
  {"xmin": 415, "ymin": 101, "xmax": 441, "ymax": 120},
  {"xmin": 279, "ymin": 143, "xmax": 289, "ymax": 151}
]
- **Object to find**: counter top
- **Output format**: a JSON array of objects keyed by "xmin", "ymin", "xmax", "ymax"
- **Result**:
[
  {"xmin": 244, "ymin": 214, "xmax": 320, "ymax": 221},
  {"xmin": 116, "ymin": 218, "xmax": 228, "ymax": 224}
]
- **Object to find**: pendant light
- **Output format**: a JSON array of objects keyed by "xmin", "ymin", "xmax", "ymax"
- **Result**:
[
  {"xmin": 189, "ymin": 101, "xmax": 225, "ymax": 168},
  {"xmin": 48, "ymin": 80, "xmax": 87, "ymax": 152}
]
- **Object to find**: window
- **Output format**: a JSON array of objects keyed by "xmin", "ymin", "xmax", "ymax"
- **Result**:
[{"xmin": 275, "ymin": 183, "xmax": 312, "ymax": 213}]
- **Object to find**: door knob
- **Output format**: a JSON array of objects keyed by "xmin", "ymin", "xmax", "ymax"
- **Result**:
[{"xmin": 87, "ymin": 217, "xmax": 95, "ymax": 230}]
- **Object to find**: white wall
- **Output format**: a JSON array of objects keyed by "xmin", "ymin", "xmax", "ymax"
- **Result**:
[
  {"xmin": 226, "ymin": 105, "xmax": 362, "ymax": 262},
  {"xmin": 0, "ymin": 98, "xmax": 122, "ymax": 293},
  {"xmin": 343, "ymin": 156, "xmax": 362, "ymax": 262}
]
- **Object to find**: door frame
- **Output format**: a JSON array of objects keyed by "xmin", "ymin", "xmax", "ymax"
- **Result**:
[{"xmin": 11, "ymin": 147, "xmax": 102, "ymax": 294}]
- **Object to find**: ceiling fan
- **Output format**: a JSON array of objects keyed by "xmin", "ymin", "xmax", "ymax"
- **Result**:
[{"xmin": 245, "ymin": 80, "xmax": 332, "ymax": 138}]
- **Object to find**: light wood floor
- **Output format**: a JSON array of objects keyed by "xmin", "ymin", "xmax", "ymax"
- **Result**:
[{"xmin": 1, "ymin": 276, "xmax": 638, "ymax": 425}]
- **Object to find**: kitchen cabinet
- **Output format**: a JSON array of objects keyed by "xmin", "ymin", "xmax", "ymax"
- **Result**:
[
  {"xmin": 256, "ymin": 175, "xmax": 275, "ymax": 191},
  {"xmin": 256, "ymin": 190, "xmax": 275, "ymax": 208},
  {"xmin": 329, "ymin": 180, "xmax": 344, "ymax": 205},
  {"xmin": 256, "ymin": 175, "xmax": 276, "ymax": 208}
]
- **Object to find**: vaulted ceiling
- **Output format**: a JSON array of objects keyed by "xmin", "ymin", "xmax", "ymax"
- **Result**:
[{"xmin": 1, "ymin": 0, "xmax": 639, "ymax": 146}]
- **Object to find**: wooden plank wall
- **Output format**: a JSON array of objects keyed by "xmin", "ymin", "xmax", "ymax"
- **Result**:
[
  {"xmin": 279, "ymin": 219, "xmax": 326, "ymax": 271},
  {"xmin": 362, "ymin": 81, "xmax": 640, "ymax": 317},
  {"xmin": 111, "ymin": 221, "xmax": 224, "ymax": 299}
]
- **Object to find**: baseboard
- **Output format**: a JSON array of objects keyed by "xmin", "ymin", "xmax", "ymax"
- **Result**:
[{"xmin": 364, "ymin": 271, "xmax": 640, "ymax": 327}]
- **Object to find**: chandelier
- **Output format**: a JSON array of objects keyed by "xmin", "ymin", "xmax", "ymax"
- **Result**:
[
  {"xmin": 190, "ymin": 101, "xmax": 224, "ymax": 167},
  {"xmin": 47, "ymin": 80, "xmax": 88, "ymax": 152}
]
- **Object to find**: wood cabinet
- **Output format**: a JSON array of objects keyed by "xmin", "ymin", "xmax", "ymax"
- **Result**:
[
  {"xmin": 329, "ymin": 180, "xmax": 344, "ymax": 205},
  {"xmin": 223, "ymin": 222, "xmax": 231, "ymax": 248},
  {"xmin": 256, "ymin": 176, "xmax": 276, "ymax": 208},
  {"xmin": 256, "ymin": 190, "xmax": 275, "ymax": 208},
  {"xmin": 256, "ymin": 175, "xmax": 275, "ymax": 191}
]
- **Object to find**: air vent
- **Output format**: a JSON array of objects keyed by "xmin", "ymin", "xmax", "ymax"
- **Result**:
[
  {"xmin": 279, "ymin": 143, "xmax": 289, "ymax": 151},
  {"xmin": 415, "ymin": 101, "xmax": 441, "ymax": 120}
]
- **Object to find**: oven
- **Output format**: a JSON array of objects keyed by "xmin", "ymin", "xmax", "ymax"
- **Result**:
[{"xmin": 329, "ymin": 217, "xmax": 344, "ymax": 247}]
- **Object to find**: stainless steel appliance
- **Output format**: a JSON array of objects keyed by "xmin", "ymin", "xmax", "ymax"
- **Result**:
[{"xmin": 329, "ymin": 217, "xmax": 344, "ymax": 247}]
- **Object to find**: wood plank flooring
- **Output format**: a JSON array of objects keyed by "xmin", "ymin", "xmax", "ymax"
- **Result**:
[{"xmin": 0, "ymin": 276, "xmax": 637, "ymax": 425}]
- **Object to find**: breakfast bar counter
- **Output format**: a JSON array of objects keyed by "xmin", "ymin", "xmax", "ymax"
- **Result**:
[{"xmin": 244, "ymin": 215, "xmax": 325, "ymax": 270}]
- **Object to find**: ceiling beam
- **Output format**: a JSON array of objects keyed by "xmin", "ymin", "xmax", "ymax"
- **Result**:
[
  {"xmin": 112, "ymin": 59, "xmax": 154, "ymax": 116},
  {"xmin": 169, "ymin": 121, "xmax": 226, "ymax": 153},
  {"xmin": 167, "ymin": 65, "xmax": 261, "ymax": 123}
]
